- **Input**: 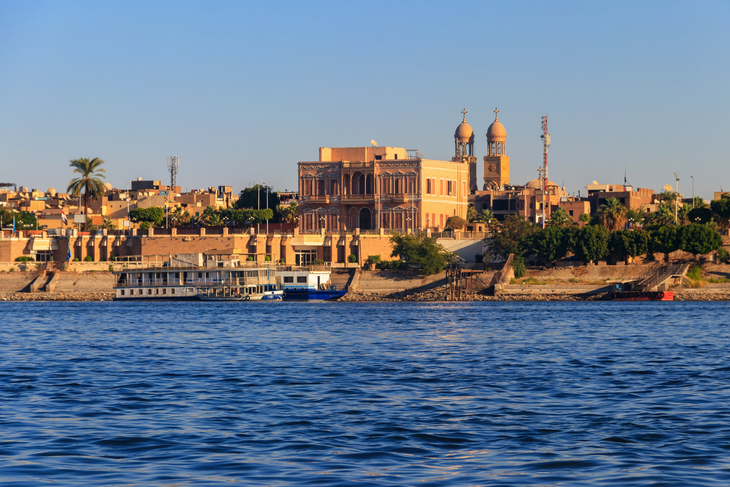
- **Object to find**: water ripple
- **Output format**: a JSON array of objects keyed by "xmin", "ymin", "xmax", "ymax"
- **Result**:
[{"xmin": 1, "ymin": 301, "xmax": 730, "ymax": 485}]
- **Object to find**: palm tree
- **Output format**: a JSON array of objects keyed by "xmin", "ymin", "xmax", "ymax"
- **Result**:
[
  {"xmin": 546, "ymin": 207, "xmax": 573, "ymax": 227},
  {"xmin": 693, "ymin": 196, "xmax": 708, "ymax": 209},
  {"xmin": 467, "ymin": 204, "xmax": 478, "ymax": 222},
  {"xmin": 278, "ymin": 202, "xmax": 298, "ymax": 224},
  {"xmin": 597, "ymin": 198, "xmax": 627, "ymax": 231},
  {"xmin": 170, "ymin": 206, "xmax": 191, "ymax": 227},
  {"xmin": 476, "ymin": 209, "xmax": 494, "ymax": 224},
  {"xmin": 67, "ymin": 157, "xmax": 106, "ymax": 231},
  {"xmin": 646, "ymin": 203, "xmax": 674, "ymax": 226},
  {"xmin": 208, "ymin": 213, "xmax": 225, "ymax": 226}
]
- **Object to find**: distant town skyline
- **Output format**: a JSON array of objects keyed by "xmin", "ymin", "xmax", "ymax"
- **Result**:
[{"xmin": 1, "ymin": 1, "xmax": 728, "ymax": 199}]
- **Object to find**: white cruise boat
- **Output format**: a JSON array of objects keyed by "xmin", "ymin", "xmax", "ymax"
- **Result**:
[{"xmin": 113, "ymin": 253, "xmax": 279, "ymax": 301}]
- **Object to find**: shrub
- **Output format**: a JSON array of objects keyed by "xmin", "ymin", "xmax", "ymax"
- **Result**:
[
  {"xmin": 15, "ymin": 256, "xmax": 34, "ymax": 262},
  {"xmin": 687, "ymin": 265, "xmax": 702, "ymax": 281},
  {"xmin": 717, "ymin": 248, "xmax": 730, "ymax": 264},
  {"xmin": 366, "ymin": 255, "xmax": 381, "ymax": 265},
  {"xmin": 512, "ymin": 255, "xmax": 526, "ymax": 278},
  {"xmin": 73, "ymin": 258, "xmax": 80, "ymax": 262},
  {"xmin": 246, "ymin": 256, "xmax": 254, "ymax": 261},
  {"xmin": 84, "ymin": 256, "xmax": 93, "ymax": 262},
  {"xmin": 312, "ymin": 259, "xmax": 325, "ymax": 265},
  {"xmin": 376, "ymin": 260, "xmax": 408, "ymax": 270},
  {"xmin": 348, "ymin": 254, "xmax": 357, "ymax": 263},
  {"xmin": 265, "ymin": 255, "xmax": 272, "ymax": 261},
  {"xmin": 108, "ymin": 264, "xmax": 114, "ymax": 272},
  {"xmin": 9, "ymin": 267, "xmax": 15, "ymax": 272}
]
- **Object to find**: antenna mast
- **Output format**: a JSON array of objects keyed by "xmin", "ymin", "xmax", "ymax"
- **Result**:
[
  {"xmin": 167, "ymin": 155, "xmax": 179, "ymax": 192},
  {"xmin": 540, "ymin": 116, "xmax": 550, "ymax": 226},
  {"xmin": 540, "ymin": 116, "xmax": 550, "ymax": 191}
]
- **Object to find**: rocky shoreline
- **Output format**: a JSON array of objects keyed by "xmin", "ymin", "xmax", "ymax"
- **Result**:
[
  {"xmin": 1, "ymin": 292, "xmax": 115, "ymax": 302},
  {"xmin": 2, "ymin": 289, "xmax": 729, "ymax": 302}
]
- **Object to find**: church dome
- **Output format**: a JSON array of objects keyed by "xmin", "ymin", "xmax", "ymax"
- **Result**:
[
  {"xmin": 455, "ymin": 121, "xmax": 473, "ymax": 142},
  {"xmin": 487, "ymin": 119, "xmax": 507, "ymax": 141}
]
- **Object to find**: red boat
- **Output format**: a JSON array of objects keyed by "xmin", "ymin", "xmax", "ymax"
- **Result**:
[{"xmin": 610, "ymin": 291, "xmax": 674, "ymax": 301}]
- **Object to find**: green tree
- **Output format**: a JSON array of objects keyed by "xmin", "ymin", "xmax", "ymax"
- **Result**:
[
  {"xmin": 573, "ymin": 225, "xmax": 610, "ymax": 263},
  {"xmin": 278, "ymin": 202, "xmax": 298, "ymax": 224},
  {"xmin": 529, "ymin": 226, "xmax": 569, "ymax": 264},
  {"xmin": 546, "ymin": 207, "xmax": 572, "ymax": 227},
  {"xmin": 649, "ymin": 225, "xmax": 682, "ymax": 260},
  {"xmin": 711, "ymin": 197, "xmax": 730, "ymax": 230},
  {"xmin": 67, "ymin": 157, "xmax": 106, "ymax": 231},
  {"xmin": 12, "ymin": 211, "xmax": 38, "ymax": 230},
  {"xmin": 170, "ymin": 206, "xmax": 191, "ymax": 227},
  {"xmin": 679, "ymin": 223, "xmax": 723, "ymax": 256},
  {"xmin": 485, "ymin": 214, "xmax": 534, "ymax": 261},
  {"xmin": 466, "ymin": 204, "xmax": 478, "ymax": 222},
  {"xmin": 130, "ymin": 207, "xmax": 164, "ymax": 227},
  {"xmin": 610, "ymin": 229, "xmax": 650, "ymax": 259},
  {"xmin": 235, "ymin": 184, "xmax": 280, "ymax": 220},
  {"xmin": 476, "ymin": 209, "xmax": 494, "ymax": 224},
  {"xmin": 390, "ymin": 233, "xmax": 454, "ymax": 275},
  {"xmin": 688, "ymin": 206, "xmax": 713, "ymax": 225},
  {"xmin": 626, "ymin": 208, "xmax": 643, "ymax": 228},
  {"xmin": 645, "ymin": 204, "xmax": 675, "ymax": 227},
  {"xmin": 579, "ymin": 213, "xmax": 591, "ymax": 224},
  {"xmin": 597, "ymin": 198, "xmax": 627, "ymax": 231},
  {"xmin": 445, "ymin": 216, "xmax": 466, "ymax": 230}
]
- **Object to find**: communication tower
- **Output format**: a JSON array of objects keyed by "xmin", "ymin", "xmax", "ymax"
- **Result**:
[
  {"xmin": 540, "ymin": 116, "xmax": 550, "ymax": 191},
  {"xmin": 167, "ymin": 156, "xmax": 179, "ymax": 192}
]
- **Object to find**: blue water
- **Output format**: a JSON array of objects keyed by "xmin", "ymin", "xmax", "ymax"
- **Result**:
[{"xmin": 1, "ymin": 301, "xmax": 730, "ymax": 486}]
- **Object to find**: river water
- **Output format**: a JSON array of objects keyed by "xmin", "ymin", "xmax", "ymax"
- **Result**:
[{"xmin": 1, "ymin": 301, "xmax": 730, "ymax": 486}]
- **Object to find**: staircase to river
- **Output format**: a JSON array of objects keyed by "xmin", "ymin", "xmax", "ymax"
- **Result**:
[{"xmin": 633, "ymin": 263, "xmax": 690, "ymax": 291}]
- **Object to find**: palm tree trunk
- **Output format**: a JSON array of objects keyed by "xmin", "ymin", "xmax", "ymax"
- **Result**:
[{"xmin": 84, "ymin": 191, "xmax": 89, "ymax": 232}]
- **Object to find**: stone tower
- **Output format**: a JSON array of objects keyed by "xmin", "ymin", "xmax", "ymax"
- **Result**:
[
  {"xmin": 452, "ymin": 109, "xmax": 478, "ymax": 193},
  {"xmin": 483, "ymin": 108, "xmax": 510, "ymax": 190}
]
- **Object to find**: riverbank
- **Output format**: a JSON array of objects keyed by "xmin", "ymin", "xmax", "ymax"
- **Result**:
[{"xmin": 1, "ymin": 264, "xmax": 729, "ymax": 302}]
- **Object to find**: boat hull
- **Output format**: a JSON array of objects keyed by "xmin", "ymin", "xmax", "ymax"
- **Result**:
[
  {"xmin": 283, "ymin": 289, "xmax": 347, "ymax": 301},
  {"xmin": 611, "ymin": 291, "xmax": 674, "ymax": 301}
]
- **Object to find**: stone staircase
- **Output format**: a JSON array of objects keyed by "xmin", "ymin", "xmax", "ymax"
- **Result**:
[{"xmin": 634, "ymin": 263, "xmax": 690, "ymax": 291}]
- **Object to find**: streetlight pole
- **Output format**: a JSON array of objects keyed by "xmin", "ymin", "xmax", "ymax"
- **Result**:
[
  {"xmin": 266, "ymin": 183, "xmax": 269, "ymax": 234},
  {"xmin": 691, "ymin": 176, "xmax": 694, "ymax": 208},
  {"xmin": 674, "ymin": 171, "xmax": 680, "ymax": 225}
]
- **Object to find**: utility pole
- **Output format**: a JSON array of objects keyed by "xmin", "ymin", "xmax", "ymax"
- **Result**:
[
  {"xmin": 674, "ymin": 171, "xmax": 680, "ymax": 225},
  {"xmin": 691, "ymin": 175, "xmax": 694, "ymax": 208}
]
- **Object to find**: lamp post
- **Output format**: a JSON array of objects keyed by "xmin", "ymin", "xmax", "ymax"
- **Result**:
[
  {"xmin": 628, "ymin": 217, "xmax": 634, "ymax": 230},
  {"xmin": 319, "ymin": 215, "xmax": 326, "ymax": 231},
  {"xmin": 691, "ymin": 175, "xmax": 695, "ymax": 208},
  {"xmin": 674, "ymin": 171, "xmax": 680, "ymax": 225}
]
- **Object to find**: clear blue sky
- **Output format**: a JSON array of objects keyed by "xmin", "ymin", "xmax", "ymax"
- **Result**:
[{"xmin": 1, "ymin": 0, "xmax": 728, "ymax": 199}]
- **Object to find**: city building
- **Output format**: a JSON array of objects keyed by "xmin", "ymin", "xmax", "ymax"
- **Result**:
[{"xmin": 297, "ymin": 115, "xmax": 476, "ymax": 233}]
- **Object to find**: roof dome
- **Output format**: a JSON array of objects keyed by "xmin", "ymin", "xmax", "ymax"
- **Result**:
[
  {"xmin": 47, "ymin": 188, "xmax": 56, "ymax": 196},
  {"xmin": 487, "ymin": 118, "xmax": 507, "ymax": 141},
  {"xmin": 526, "ymin": 179, "xmax": 565, "ymax": 195},
  {"xmin": 455, "ymin": 121, "xmax": 473, "ymax": 142}
]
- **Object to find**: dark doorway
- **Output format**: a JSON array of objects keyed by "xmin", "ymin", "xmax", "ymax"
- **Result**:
[{"xmin": 359, "ymin": 208, "xmax": 371, "ymax": 230}]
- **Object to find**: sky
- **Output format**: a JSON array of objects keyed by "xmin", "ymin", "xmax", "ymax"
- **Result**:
[{"xmin": 1, "ymin": 0, "xmax": 729, "ymax": 200}]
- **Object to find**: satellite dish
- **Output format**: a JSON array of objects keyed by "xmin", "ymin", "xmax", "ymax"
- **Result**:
[
  {"xmin": 371, "ymin": 140, "xmax": 377, "ymax": 147},
  {"xmin": 592, "ymin": 180, "xmax": 598, "ymax": 185},
  {"xmin": 663, "ymin": 184, "xmax": 673, "ymax": 192}
]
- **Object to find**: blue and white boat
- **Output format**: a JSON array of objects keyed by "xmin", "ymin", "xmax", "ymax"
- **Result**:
[{"xmin": 279, "ymin": 269, "xmax": 347, "ymax": 301}]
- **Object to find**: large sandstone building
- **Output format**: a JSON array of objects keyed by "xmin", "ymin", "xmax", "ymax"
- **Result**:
[{"xmin": 297, "ymin": 113, "xmax": 480, "ymax": 233}]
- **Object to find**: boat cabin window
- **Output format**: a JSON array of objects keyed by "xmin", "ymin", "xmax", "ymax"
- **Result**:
[
  {"xmin": 297, "ymin": 276, "xmax": 307, "ymax": 283},
  {"xmin": 284, "ymin": 276, "xmax": 294, "ymax": 283}
]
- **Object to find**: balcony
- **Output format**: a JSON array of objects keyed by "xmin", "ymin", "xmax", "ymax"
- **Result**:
[{"xmin": 341, "ymin": 194, "xmax": 375, "ymax": 203}]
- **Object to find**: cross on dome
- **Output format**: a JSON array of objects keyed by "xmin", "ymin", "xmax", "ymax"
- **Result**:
[
  {"xmin": 493, "ymin": 107, "xmax": 500, "ymax": 121},
  {"xmin": 461, "ymin": 108, "xmax": 468, "ymax": 121}
]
